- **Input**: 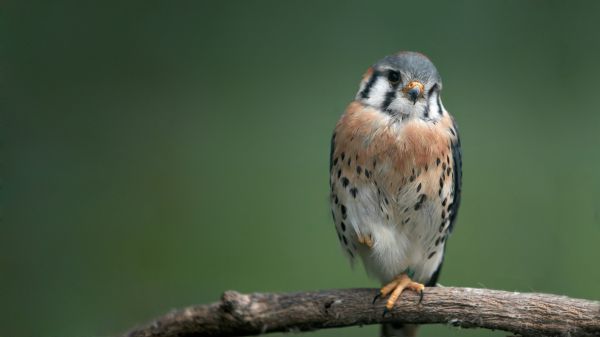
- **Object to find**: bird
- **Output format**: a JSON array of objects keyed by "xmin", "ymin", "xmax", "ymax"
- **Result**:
[{"xmin": 329, "ymin": 51, "xmax": 462, "ymax": 337}]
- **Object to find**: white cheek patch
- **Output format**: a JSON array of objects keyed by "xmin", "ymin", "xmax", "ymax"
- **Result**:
[
  {"xmin": 428, "ymin": 91, "xmax": 441, "ymax": 117},
  {"xmin": 363, "ymin": 77, "xmax": 391, "ymax": 108}
]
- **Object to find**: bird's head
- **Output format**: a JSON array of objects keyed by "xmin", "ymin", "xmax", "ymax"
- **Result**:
[{"xmin": 355, "ymin": 51, "xmax": 444, "ymax": 119}]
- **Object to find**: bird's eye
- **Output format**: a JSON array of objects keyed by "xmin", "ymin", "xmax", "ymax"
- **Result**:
[{"xmin": 387, "ymin": 70, "xmax": 401, "ymax": 84}]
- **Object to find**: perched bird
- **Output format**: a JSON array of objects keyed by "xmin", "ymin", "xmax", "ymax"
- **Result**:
[{"xmin": 329, "ymin": 51, "xmax": 462, "ymax": 337}]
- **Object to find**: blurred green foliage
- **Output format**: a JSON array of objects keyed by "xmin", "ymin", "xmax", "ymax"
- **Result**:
[{"xmin": 3, "ymin": 1, "xmax": 600, "ymax": 337}]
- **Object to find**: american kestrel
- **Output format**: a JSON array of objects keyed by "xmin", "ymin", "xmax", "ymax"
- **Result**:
[{"xmin": 329, "ymin": 52, "xmax": 461, "ymax": 336}]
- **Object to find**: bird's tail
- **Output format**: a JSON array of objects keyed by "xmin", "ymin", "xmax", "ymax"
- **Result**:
[{"xmin": 380, "ymin": 323, "xmax": 418, "ymax": 337}]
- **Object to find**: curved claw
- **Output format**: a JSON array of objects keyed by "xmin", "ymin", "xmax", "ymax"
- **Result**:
[
  {"xmin": 372, "ymin": 293, "xmax": 382, "ymax": 304},
  {"xmin": 418, "ymin": 289, "xmax": 424, "ymax": 304},
  {"xmin": 382, "ymin": 307, "xmax": 391, "ymax": 318}
]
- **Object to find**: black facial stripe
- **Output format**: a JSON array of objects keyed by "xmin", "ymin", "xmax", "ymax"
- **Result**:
[
  {"xmin": 359, "ymin": 71, "xmax": 380, "ymax": 99},
  {"xmin": 427, "ymin": 83, "xmax": 439, "ymax": 97},
  {"xmin": 426, "ymin": 84, "xmax": 444, "ymax": 116},
  {"xmin": 422, "ymin": 84, "xmax": 440, "ymax": 119},
  {"xmin": 381, "ymin": 72, "xmax": 402, "ymax": 111},
  {"xmin": 382, "ymin": 91, "xmax": 396, "ymax": 111}
]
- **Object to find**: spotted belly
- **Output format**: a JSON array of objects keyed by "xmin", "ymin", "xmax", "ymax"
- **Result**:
[
  {"xmin": 329, "ymin": 104, "xmax": 460, "ymax": 285},
  {"xmin": 330, "ymin": 154, "xmax": 455, "ymax": 283}
]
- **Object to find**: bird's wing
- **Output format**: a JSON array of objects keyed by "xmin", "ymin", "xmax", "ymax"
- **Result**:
[
  {"xmin": 448, "ymin": 119, "xmax": 462, "ymax": 233},
  {"xmin": 427, "ymin": 119, "xmax": 461, "ymax": 286}
]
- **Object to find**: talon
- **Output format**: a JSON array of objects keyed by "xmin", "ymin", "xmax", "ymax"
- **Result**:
[
  {"xmin": 376, "ymin": 273, "xmax": 426, "ymax": 310},
  {"xmin": 372, "ymin": 293, "xmax": 382, "ymax": 304},
  {"xmin": 382, "ymin": 307, "xmax": 391, "ymax": 317}
]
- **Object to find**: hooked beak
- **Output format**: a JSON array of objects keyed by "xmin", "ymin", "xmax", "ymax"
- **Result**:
[{"xmin": 403, "ymin": 81, "xmax": 424, "ymax": 105}]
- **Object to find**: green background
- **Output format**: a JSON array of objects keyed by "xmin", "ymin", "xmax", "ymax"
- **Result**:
[{"xmin": 3, "ymin": 1, "xmax": 600, "ymax": 337}]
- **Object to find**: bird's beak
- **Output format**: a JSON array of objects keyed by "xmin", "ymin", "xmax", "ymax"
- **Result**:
[{"xmin": 403, "ymin": 81, "xmax": 424, "ymax": 105}]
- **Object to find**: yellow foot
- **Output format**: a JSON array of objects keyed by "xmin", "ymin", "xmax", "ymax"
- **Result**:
[
  {"xmin": 373, "ymin": 274, "xmax": 425, "ymax": 310},
  {"xmin": 357, "ymin": 234, "xmax": 374, "ymax": 248}
]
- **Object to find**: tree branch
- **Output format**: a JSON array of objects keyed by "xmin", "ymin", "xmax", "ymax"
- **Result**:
[{"xmin": 123, "ymin": 287, "xmax": 600, "ymax": 337}]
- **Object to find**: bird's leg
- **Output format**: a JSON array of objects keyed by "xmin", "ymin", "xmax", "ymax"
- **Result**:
[
  {"xmin": 377, "ymin": 273, "xmax": 425, "ymax": 310},
  {"xmin": 357, "ymin": 233, "xmax": 374, "ymax": 248}
]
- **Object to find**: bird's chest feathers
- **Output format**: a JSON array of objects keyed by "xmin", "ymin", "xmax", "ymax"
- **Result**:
[
  {"xmin": 331, "ymin": 102, "xmax": 457, "ymax": 282},
  {"xmin": 333, "ymin": 102, "xmax": 453, "ymax": 183}
]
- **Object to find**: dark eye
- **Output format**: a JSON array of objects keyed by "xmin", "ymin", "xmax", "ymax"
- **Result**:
[{"xmin": 387, "ymin": 70, "xmax": 401, "ymax": 84}]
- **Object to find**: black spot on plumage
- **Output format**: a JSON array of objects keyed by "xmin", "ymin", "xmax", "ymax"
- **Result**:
[
  {"xmin": 416, "ymin": 183, "xmax": 422, "ymax": 192},
  {"xmin": 439, "ymin": 177, "xmax": 444, "ymax": 188},
  {"xmin": 409, "ymin": 175, "xmax": 415, "ymax": 182},
  {"xmin": 356, "ymin": 166, "xmax": 362, "ymax": 174},
  {"xmin": 334, "ymin": 195, "xmax": 339, "ymax": 204},
  {"xmin": 341, "ymin": 177, "xmax": 349, "ymax": 187},
  {"xmin": 414, "ymin": 194, "xmax": 427, "ymax": 210},
  {"xmin": 403, "ymin": 207, "xmax": 409, "ymax": 213},
  {"xmin": 341, "ymin": 204, "xmax": 347, "ymax": 219},
  {"xmin": 342, "ymin": 235, "xmax": 348, "ymax": 245},
  {"xmin": 347, "ymin": 157, "xmax": 351, "ymax": 166},
  {"xmin": 333, "ymin": 157, "xmax": 338, "ymax": 166},
  {"xmin": 424, "ymin": 164, "xmax": 429, "ymax": 171},
  {"xmin": 384, "ymin": 197, "xmax": 389, "ymax": 205},
  {"xmin": 402, "ymin": 217, "xmax": 411, "ymax": 225},
  {"xmin": 364, "ymin": 169, "xmax": 371, "ymax": 178},
  {"xmin": 350, "ymin": 187, "xmax": 358, "ymax": 198},
  {"xmin": 436, "ymin": 158, "xmax": 441, "ymax": 166},
  {"xmin": 341, "ymin": 152, "xmax": 346, "ymax": 161},
  {"xmin": 373, "ymin": 159, "xmax": 377, "ymax": 167},
  {"xmin": 347, "ymin": 249, "xmax": 354, "ymax": 258},
  {"xmin": 441, "ymin": 210, "xmax": 446, "ymax": 219},
  {"xmin": 442, "ymin": 162, "xmax": 447, "ymax": 171},
  {"xmin": 449, "ymin": 127, "xmax": 456, "ymax": 136},
  {"xmin": 341, "ymin": 221, "xmax": 346, "ymax": 231},
  {"xmin": 435, "ymin": 237, "xmax": 440, "ymax": 246},
  {"xmin": 428, "ymin": 251, "xmax": 436, "ymax": 259},
  {"xmin": 337, "ymin": 169, "xmax": 341, "ymax": 179},
  {"xmin": 442, "ymin": 197, "xmax": 447, "ymax": 206},
  {"xmin": 447, "ymin": 167, "xmax": 452, "ymax": 176}
]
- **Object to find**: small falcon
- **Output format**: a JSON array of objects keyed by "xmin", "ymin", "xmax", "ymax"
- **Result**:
[{"xmin": 329, "ymin": 51, "xmax": 462, "ymax": 337}]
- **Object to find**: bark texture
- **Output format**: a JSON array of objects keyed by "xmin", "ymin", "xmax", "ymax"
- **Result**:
[{"xmin": 123, "ymin": 287, "xmax": 600, "ymax": 337}]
